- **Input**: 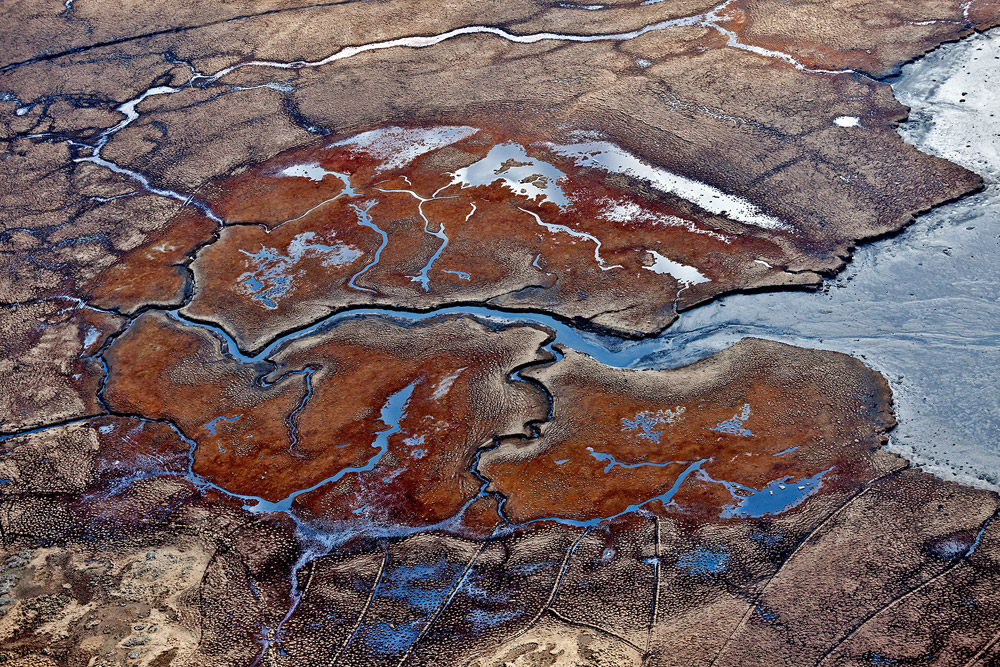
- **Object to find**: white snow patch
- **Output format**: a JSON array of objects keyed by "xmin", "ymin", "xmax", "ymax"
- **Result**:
[
  {"xmin": 280, "ymin": 162, "xmax": 342, "ymax": 181},
  {"xmin": 432, "ymin": 367, "xmax": 466, "ymax": 400},
  {"xmin": 643, "ymin": 250, "xmax": 710, "ymax": 287},
  {"xmin": 598, "ymin": 198, "xmax": 732, "ymax": 243},
  {"xmin": 550, "ymin": 140, "xmax": 791, "ymax": 231},
  {"xmin": 331, "ymin": 125, "xmax": 479, "ymax": 171},
  {"xmin": 452, "ymin": 143, "xmax": 569, "ymax": 208},
  {"xmin": 83, "ymin": 326, "xmax": 100, "ymax": 348},
  {"xmin": 833, "ymin": 116, "xmax": 860, "ymax": 128}
]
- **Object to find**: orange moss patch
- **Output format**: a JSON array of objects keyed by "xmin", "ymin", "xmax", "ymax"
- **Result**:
[
  {"xmin": 480, "ymin": 339, "xmax": 895, "ymax": 524},
  {"xmin": 102, "ymin": 311, "xmax": 550, "ymax": 531}
]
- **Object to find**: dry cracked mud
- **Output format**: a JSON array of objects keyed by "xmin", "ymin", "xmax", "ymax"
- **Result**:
[{"xmin": 2, "ymin": 0, "xmax": 1000, "ymax": 665}]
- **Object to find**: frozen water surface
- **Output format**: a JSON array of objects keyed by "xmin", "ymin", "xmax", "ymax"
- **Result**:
[
  {"xmin": 238, "ymin": 232, "xmax": 362, "ymax": 308},
  {"xmin": 605, "ymin": 29, "xmax": 1000, "ymax": 490},
  {"xmin": 279, "ymin": 162, "xmax": 349, "ymax": 183}
]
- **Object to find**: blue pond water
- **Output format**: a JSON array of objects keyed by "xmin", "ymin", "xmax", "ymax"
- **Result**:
[
  {"xmin": 721, "ymin": 468, "xmax": 832, "ymax": 519},
  {"xmin": 522, "ymin": 459, "xmax": 708, "ymax": 528},
  {"xmin": 710, "ymin": 404, "xmax": 753, "ymax": 437},
  {"xmin": 246, "ymin": 380, "xmax": 415, "ymax": 513},
  {"xmin": 349, "ymin": 557, "xmax": 467, "ymax": 656},
  {"xmin": 203, "ymin": 414, "xmax": 241, "ymax": 435},
  {"xmin": 346, "ymin": 202, "xmax": 384, "ymax": 294},
  {"xmin": 587, "ymin": 448, "xmax": 683, "ymax": 474},
  {"xmin": 622, "ymin": 410, "xmax": 678, "ymax": 443},
  {"xmin": 677, "ymin": 545, "xmax": 729, "ymax": 576}
]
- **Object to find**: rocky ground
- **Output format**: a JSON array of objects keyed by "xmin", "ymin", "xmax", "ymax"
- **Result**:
[{"xmin": 2, "ymin": 0, "xmax": 1000, "ymax": 665}]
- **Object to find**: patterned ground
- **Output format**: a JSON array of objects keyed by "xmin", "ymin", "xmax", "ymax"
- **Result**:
[{"xmin": 2, "ymin": 1, "xmax": 1000, "ymax": 665}]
